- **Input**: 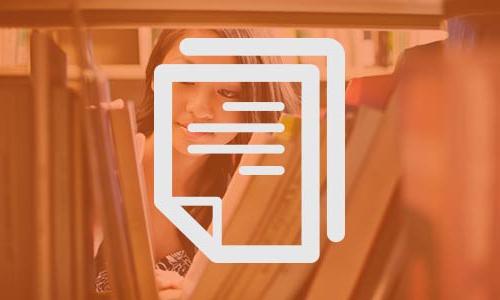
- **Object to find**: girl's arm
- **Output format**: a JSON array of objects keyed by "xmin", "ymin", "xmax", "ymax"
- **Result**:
[{"xmin": 156, "ymin": 269, "xmax": 184, "ymax": 300}]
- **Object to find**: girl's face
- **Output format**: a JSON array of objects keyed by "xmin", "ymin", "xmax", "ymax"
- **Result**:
[{"xmin": 161, "ymin": 30, "xmax": 245, "ymax": 156}]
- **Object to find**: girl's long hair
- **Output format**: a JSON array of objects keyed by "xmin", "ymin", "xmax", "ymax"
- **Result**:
[{"xmin": 135, "ymin": 29, "xmax": 300, "ymax": 256}]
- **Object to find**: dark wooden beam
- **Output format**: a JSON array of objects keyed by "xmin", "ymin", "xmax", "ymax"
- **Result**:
[{"xmin": 0, "ymin": 9, "xmax": 444, "ymax": 29}]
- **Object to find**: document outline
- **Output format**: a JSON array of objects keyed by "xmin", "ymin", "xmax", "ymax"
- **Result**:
[{"xmin": 154, "ymin": 38, "xmax": 345, "ymax": 263}]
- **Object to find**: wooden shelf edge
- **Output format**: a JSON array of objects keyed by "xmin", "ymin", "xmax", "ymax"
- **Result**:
[
  {"xmin": 0, "ymin": 64, "xmax": 144, "ymax": 80},
  {"xmin": 0, "ymin": 10, "xmax": 444, "ymax": 29},
  {"xmin": 69, "ymin": 64, "xmax": 145, "ymax": 80},
  {"xmin": 347, "ymin": 66, "xmax": 395, "ymax": 80},
  {"xmin": 0, "ymin": 65, "xmax": 30, "ymax": 76},
  {"xmin": 0, "ymin": 64, "xmax": 393, "ymax": 80}
]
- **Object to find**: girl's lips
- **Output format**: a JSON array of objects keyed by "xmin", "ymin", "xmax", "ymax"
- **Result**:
[{"xmin": 176, "ymin": 123, "xmax": 214, "ymax": 141}]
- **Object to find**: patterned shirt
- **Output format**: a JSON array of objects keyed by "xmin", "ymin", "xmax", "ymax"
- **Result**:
[{"xmin": 95, "ymin": 249, "xmax": 192, "ymax": 293}]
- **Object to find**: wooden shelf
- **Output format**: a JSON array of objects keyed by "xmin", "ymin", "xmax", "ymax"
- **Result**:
[
  {"xmin": 68, "ymin": 65, "xmax": 145, "ymax": 80},
  {"xmin": 0, "ymin": 63, "xmax": 393, "ymax": 81},
  {"xmin": 0, "ymin": 10, "xmax": 445, "ymax": 29},
  {"xmin": 347, "ymin": 65, "xmax": 395, "ymax": 80},
  {"xmin": 0, "ymin": 65, "xmax": 30, "ymax": 76},
  {"xmin": 0, "ymin": 0, "xmax": 444, "ymax": 29},
  {"xmin": 81, "ymin": 0, "xmax": 442, "ymax": 14},
  {"xmin": 2, "ymin": 0, "xmax": 444, "ymax": 15},
  {"xmin": 0, "ymin": 64, "xmax": 144, "ymax": 80}
]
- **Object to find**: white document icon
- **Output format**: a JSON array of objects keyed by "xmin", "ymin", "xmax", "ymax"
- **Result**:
[{"xmin": 154, "ymin": 38, "xmax": 345, "ymax": 263}]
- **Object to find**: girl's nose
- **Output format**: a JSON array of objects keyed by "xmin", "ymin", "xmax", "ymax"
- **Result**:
[{"xmin": 186, "ymin": 89, "xmax": 215, "ymax": 120}]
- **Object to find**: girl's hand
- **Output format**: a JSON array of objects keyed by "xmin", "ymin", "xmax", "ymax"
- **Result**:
[
  {"xmin": 155, "ymin": 269, "xmax": 184, "ymax": 300},
  {"xmin": 155, "ymin": 269, "xmax": 184, "ymax": 290},
  {"xmin": 100, "ymin": 98, "xmax": 146, "ymax": 163},
  {"xmin": 158, "ymin": 289, "xmax": 182, "ymax": 300}
]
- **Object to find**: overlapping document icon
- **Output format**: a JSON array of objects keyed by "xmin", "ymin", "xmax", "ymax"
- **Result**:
[{"xmin": 154, "ymin": 38, "xmax": 345, "ymax": 263}]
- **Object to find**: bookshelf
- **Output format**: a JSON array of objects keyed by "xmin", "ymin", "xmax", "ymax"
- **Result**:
[
  {"xmin": 4, "ymin": 3, "xmax": 500, "ymax": 300},
  {"xmin": 0, "ymin": 1, "xmax": 448, "ymax": 96}
]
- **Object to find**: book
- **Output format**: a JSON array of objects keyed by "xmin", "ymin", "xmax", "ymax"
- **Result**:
[
  {"xmin": 30, "ymin": 30, "xmax": 95, "ymax": 300},
  {"xmin": 345, "ymin": 106, "xmax": 384, "ymax": 194},
  {"xmin": 42, "ymin": 31, "xmax": 73, "ymax": 300},
  {"xmin": 256, "ymin": 116, "xmax": 329, "ymax": 300},
  {"xmin": 80, "ymin": 64, "xmax": 139, "ymax": 300},
  {"xmin": 31, "ymin": 30, "xmax": 69, "ymax": 300},
  {"xmin": 108, "ymin": 99, "xmax": 158, "ymax": 300},
  {"xmin": 185, "ymin": 114, "xmax": 301, "ymax": 299},
  {"xmin": 305, "ymin": 99, "xmax": 400, "ymax": 300},
  {"xmin": 184, "ymin": 114, "xmax": 329, "ymax": 300},
  {"xmin": 68, "ymin": 89, "xmax": 94, "ymax": 300},
  {"xmin": 0, "ymin": 75, "xmax": 34, "ymax": 300}
]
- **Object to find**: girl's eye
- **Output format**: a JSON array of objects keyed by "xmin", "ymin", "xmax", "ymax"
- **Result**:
[{"xmin": 217, "ymin": 88, "xmax": 240, "ymax": 99}]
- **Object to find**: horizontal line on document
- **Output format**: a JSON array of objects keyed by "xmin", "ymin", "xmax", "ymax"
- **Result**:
[
  {"xmin": 188, "ymin": 123, "xmax": 284, "ymax": 133},
  {"xmin": 223, "ymin": 102, "xmax": 285, "ymax": 111},
  {"xmin": 187, "ymin": 144, "xmax": 285, "ymax": 154},
  {"xmin": 239, "ymin": 166, "xmax": 285, "ymax": 176}
]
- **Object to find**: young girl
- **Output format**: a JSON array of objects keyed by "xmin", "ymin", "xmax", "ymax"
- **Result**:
[{"xmin": 95, "ymin": 28, "xmax": 300, "ymax": 294}]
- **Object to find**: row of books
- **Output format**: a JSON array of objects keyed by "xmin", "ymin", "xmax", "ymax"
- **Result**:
[
  {"xmin": 270, "ymin": 28, "xmax": 447, "ymax": 79},
  {"xmin": 0, "ymin": 28, "xmax": 158, "ymax": 300},
  {"xmin": 0, "ymin": 28, "xmax": 445, "ymax": 81},
  {"xmin": 0, "ymin": 29, "xmax": 162, "ymax": 300},
  {"xmin": 0, "ymin": 28, "xmax": 30, "ymax": 66},
  {"xmin": 199, "ymin": 27, "xmax": 447, "ymax": 76}
]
